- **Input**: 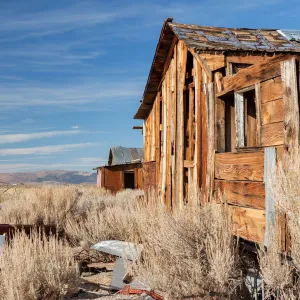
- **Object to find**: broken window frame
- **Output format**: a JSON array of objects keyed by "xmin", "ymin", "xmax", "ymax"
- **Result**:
[{"xmin": 234, "ymin": 85, "xmax": 260, "ymax": 149}]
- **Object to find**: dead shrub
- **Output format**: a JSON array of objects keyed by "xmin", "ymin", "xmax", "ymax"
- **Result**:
[{"xmin": 0, "ymin": 230, "xmax": 79, "ymax": 300}]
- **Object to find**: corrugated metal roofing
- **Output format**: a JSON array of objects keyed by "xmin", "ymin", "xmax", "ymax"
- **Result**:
[
  {"xmin": 134, "ymin": 19, "xmax": 300, "ymax": 120},
  {"xmin": 109, "ymin": 146, "xmax": 143, "ymax": 166}
]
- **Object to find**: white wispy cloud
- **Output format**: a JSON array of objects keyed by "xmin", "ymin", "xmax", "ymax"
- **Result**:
[
  {"xmin": 0, "ymin": 130, "xmax": 83, "ymax": 144},
  {"xmin": 76, "ymin": 157, "xmax": 107, "ymax": 164},
  {"xmin": 72, "ymin": 125, "xmax": 79, "ymax": 129},
  {"xmin": 0, "ymin": 142, "xmax": 100, "ymax": 156},
  {"xmin": 0, "ymin": 78, "xmax": 144, "ymax": 109}
]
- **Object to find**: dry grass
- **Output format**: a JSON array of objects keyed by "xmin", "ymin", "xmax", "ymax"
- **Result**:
[
  {"xmin": 0, "ymin": 185, "xmax": 243, "ymax": 299},
  {"xmin": 125, "ymin": 198, "xmax": 241, "ymax": 300},
  {"xmin": 0, "ymin": 230, "xmax": 78, "ymax": 300}
]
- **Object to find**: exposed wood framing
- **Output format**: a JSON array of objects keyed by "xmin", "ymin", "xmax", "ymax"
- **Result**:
[{"xmin": 218, "ymin": 55, "xmax": 289, "ymax": 96}]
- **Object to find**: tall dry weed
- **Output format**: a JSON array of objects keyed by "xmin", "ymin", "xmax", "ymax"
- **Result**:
[
  {"xmin": 126, "ymin": 197, "xmax": 241, "ymax": 300},
  {"xmin": 0, "ymin": 230, "xmax": 78, "ymax": 300},
  {"xmin": 258, "ymin": 144, "xmax": 300, "ymax": 298}
]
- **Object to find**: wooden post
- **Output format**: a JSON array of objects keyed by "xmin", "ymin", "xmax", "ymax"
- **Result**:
[
  {"xmin": 281, "ymin": 58, "xmax": 300, "ymax": 150},
  {"xmin": 264, "ymin": 147, "xmax": 276, "ymax": 247}
]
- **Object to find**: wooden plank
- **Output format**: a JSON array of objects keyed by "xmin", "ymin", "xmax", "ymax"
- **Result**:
[
  {"xmin": 215, "ymin": 97, "xmax": 225, "ymax": 152},
  {"xmin": 281, "ymin": 58, "xmax": 300, "ymax": 149},
  {"xmin": 161, "ymin": 77, "xmax": 167, "ymax": 204},
  {"xmin": 261, "ymin": 122, "xmax": 284, "ymax": 147},
  {"xmin": 175, "ymin": 40, "xmax": 187, "ymax": 210},
  {"xmin": 264, "ymin": 147, "xmax": 276, "ymax": 246},
  {"xmin": 260, "ymin": 76, "xmax": 282, "ymax": 104},
  {"xmin": 215, "ymin": 152, "xmax": 264, "ymax": 181},
  {"xmin": 184, "ymin": 160, "xmax": 194, "ymax": 168},
  {"xmin": 194, "ymin": 59, "xmax": 202, "ymax": 193},
  {"xmin": 214, "ymin": 71, "xmax": 224, "ymax": 94},
  {"xmin": 261, "ymin": 98, "xmax": 283, "ymax": 125},
  {"xmin": 215, "ymin": 180, "xmax": 265, "ymax": 210},
  {"xmin": 234, "ymin": 93, "xmax": 244, "ymax": 148},
  {"xmin": 219, "ymin": 55, "xmax": 287, "ymax": 96},
  {"xmin": 155, "ymin": 94, "xmax": 161, "ymax": 193},
  {"xmin": 255, "ymin": 83, "xmax": 262, "ymax": 146},
  {"xmin": 231, "ymin": 206, "xmax": 265, "ymax": 244},
  {"xmin": 189, "ymin": 48, "xmax": 212, "ymax": 82},
  {"xmin": 165, "ymin": 67, "xmax": 172, "ymax": 209},
  {"xmin": 205, "ymin": 83, "xmax": 215, "ymax": 200},
  {"xmin": 171, "ymin": 46, "xmax": 177, "ymax": 209},
  {"xmin": 200, "ymin": 53, "xmax": 225, "ymax": 71}
]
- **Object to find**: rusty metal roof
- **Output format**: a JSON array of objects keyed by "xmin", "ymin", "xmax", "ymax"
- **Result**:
[
  {"xmin": 134, "ymin": 19, "xmax": 300, "ymax": 120},
  {"xmin": 108, "ymin": 146, "xmax": 143, "ymax": 166}
]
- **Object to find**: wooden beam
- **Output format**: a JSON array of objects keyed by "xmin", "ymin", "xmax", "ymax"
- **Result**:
[
  {"xmin": 189, "ymin": 48, "xmax": 212, "ymax": 82},
  {"xmin": 132, "ymin": 126, "xmax": 143, "ymax": 130}
]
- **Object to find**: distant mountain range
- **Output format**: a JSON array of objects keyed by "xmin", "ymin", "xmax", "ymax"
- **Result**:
[{"xmin": 0, "ymin": 170, "xmax": 97, "ymax": 185}]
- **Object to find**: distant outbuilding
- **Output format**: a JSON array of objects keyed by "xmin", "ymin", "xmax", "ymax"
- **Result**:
[{"xmin": 94, "ymin": 146, "xmax": 143, "ymax": 192}]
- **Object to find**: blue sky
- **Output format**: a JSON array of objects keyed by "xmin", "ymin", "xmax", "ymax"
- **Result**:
[{"xmin": 0, "ymin": 0, "xmax": 299, "ymax": 173}]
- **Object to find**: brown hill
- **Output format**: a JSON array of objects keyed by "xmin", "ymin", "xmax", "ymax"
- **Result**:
[{"xmin": 0, "ymin": 170, "xmax": 96, "ymax": 184}]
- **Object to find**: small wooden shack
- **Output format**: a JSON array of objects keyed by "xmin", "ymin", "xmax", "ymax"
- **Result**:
[
  {"xmin": 94, "ymin": 146, "xmax": 143, "ymax": 192},
  {"xmin": 134, "ymin": 18, "xmax": 300, "ymax": 247}
]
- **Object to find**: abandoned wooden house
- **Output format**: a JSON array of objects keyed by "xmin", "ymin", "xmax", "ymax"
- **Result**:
[
  {"xmin": 94, "ymin": 146, "xmax": 143, "ymax": 192},
  {"xmin": 134, "ymin": 18, "xmax": 300, "ymax": 248}
]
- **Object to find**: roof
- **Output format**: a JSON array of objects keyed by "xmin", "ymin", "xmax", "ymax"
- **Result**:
[
  {"xmin": 93, "ymin": 146, "xmax": 143, "ymax": 169},
  {"xmin": 134, "ymin": 18, "xmax": 300, "ymax": 119}
]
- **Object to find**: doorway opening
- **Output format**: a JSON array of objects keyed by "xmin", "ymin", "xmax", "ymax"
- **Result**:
[{"xmin": 124, "ymin": 171, "xmax": 135, "ymax": 189}]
